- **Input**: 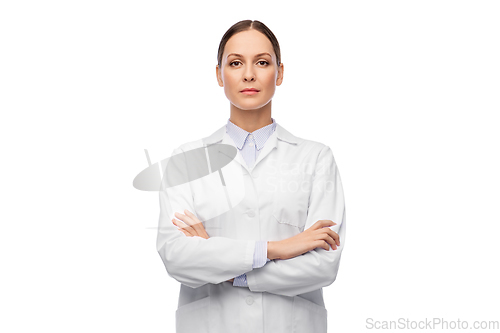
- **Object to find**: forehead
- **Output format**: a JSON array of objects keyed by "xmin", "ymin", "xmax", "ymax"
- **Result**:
[{"xmin": 224, "ymin": 29, "xmax": 274, "ymax": 57}]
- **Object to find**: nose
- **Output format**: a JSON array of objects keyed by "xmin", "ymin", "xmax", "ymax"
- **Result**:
[{"xmin": 243, "ymin": 67, "xmax": 255, "ymax": 82}]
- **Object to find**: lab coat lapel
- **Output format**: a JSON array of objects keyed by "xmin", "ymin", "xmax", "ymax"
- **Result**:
[
  {"xmin": 252, "ymin": 129, "xmax": 278, "ymax": 170},
  {"xmin": 203, "ymin": 125, "xmax": 248, "ymax": 172},
  {"xmin": 220, "ymin": 131, "xmax": 249, "ymax": 172}
]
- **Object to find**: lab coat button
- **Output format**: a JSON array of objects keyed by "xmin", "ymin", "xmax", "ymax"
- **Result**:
[
  {"xmin": 248, "ymin": 142, "xmax": 254, "ymax": 147},
  {"xmin": 246, "ymin": 296, "xmax": 254, "ymax": 305},
  {"xmin": 247, "ymin": 210, "xmax": 255, "ymax": 218}
]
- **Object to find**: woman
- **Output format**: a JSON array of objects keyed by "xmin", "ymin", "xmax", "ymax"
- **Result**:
[{"xmin": 157, "ymin": 20, "xmax": 346, "ymax": 333}]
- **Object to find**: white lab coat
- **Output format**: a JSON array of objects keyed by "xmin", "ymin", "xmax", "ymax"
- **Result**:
[{"xmin": 156, "ymin": 123, "xmax": 346, "ymax": 333}]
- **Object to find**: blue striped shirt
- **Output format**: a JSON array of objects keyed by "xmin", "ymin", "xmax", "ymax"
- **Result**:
[{"xmin": 226, "ymin": 117, "xmax": 275, "ymax": 287}]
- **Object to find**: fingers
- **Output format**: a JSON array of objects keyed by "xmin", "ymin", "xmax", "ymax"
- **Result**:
[
  {"xmin": 314, "ymin": 231, "xmax": 337, "ymax": 250},
  {"xmin": 313, "ymin": 227, "xmax": 340, "ymax": 250},
  {"xmin": 174, "ymin": 210, "xmax": 210, "ymax": 240},
  {"xmin": 173, "ymin": 212, "xmax": 192, "ymax": 228},
  {"xmin": 172, "ymin": 218, "xmax": 193, "ymax": 236},
  {"xmin": 324, "ymin": 234, "xmax": 337, "ymax": 250},
  {"xmin": 315, "ymin": 240, "xmax": 330, "ymax": 252},
  {"xmin": 172, "ymin": 213, "xmax": 199, "ymax": 238},
  {"xmin": 317, "ymin": 220, "xmax": 340, "ymax": 247},
  {"xmin": 312, "ymin": 220, "xmax": 336, "ymax": 229},
  {"xmin": 172, "ymin": 214, "xmax": 192, "ymax": 230},
  {"xmin": 173, "ymin": 213, "xmax": 194, "ymax": 230},
  {"xmin": 183, "ymin": 210, "xmax": 210, "ymax": 239},
  {"xmin": 323, "ymin": 220, "xmax": 336, "ymax": 227},
  {"xmin": 329, "ymin": 230, "xmax": 340, "ymax": 247},
  {"xmin": 321, "ymin": 227, "xmax": 340, "ymax": 246},
  {"xmin": 184, "ymin": 209, "xmax": 203, "ymax": 229}
]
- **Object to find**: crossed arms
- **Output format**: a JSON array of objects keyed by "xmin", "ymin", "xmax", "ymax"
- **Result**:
[{"xmin": 156, "ymin": 145, "xmax": 346, "ymax": 297}]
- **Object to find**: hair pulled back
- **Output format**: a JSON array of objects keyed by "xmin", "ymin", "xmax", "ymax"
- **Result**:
[{"xmin": 217, "ymin": 20, "xmax": 281, "ymax": 68}]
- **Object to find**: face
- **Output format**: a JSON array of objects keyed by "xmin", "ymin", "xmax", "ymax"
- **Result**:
[{"xmin": 216, "ymin": 29, "xmax": 284, "ymax": 111}]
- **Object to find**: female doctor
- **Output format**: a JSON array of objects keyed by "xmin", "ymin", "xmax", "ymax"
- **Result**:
[{"xmin": 156, "ymin": 20, "xmax": 346, "ymax": 333}]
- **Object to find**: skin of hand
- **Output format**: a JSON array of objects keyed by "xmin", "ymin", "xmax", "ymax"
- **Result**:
[
  {"xmin": 267, "ymin": 220, "xmax": 340, "ymax": 260},
  {"xmin": 172, "ymin": 209, "xmax": 234, "ymax": 283},
  {"xmin": 172, "ymin": 209, "xmax": 210, "ymax": 239}
]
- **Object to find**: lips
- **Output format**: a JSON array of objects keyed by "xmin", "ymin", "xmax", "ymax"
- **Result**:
[{"xmin": 240, "ymin": 88, "xmax": 260, "ymax": 96}]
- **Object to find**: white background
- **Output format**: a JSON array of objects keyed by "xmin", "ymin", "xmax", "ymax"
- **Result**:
[{"xmin": 1, "ymin": 1, "xmax": 499, "ymax": 332}]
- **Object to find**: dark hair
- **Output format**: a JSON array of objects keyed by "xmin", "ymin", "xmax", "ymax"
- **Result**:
[{"xmin": 217, "ymin": 20, "xmax": 281, "ymax": 68}]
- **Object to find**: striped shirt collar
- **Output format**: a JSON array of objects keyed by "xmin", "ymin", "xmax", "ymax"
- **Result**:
[{"xmin": 226, "ymin": 117, "xmax": 277, "ymax": 151}]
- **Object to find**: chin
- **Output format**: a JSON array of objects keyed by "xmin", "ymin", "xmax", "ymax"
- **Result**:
[
  {"xmin": 235, "ymin": 98, "xmax": 271, "ymax": 110},
  {"xmin": 236, "ymin": 103, "xmax": 267, "ymax": 111}
]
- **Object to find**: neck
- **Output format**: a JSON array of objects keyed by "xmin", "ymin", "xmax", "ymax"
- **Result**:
[{"xmin": 229, "ymin": 101, "xmax": 273, "ymax": 133}]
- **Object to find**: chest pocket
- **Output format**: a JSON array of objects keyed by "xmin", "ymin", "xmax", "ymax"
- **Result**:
[{"xmin": 271, "ymin": 170, "xmax": 312, "ymax": 231}]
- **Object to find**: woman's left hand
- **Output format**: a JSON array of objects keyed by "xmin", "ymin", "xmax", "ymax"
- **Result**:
[{"xmin": 172, "ymin": 209, "xmax": 210, "ymax": 239}]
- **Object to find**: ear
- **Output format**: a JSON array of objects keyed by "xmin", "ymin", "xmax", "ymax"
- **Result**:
[
  {"xmin": 216, "ymin": 65, "xmax": 224, "ymax": 87},
  {"xmin": 276, "ymin": 63, "xmax": 284, "ymax": 86}
]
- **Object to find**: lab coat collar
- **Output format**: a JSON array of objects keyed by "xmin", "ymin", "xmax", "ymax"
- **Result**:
[
  {"xmin": 226, "ymin": 117, "xmax": 277, "ymax": 151},
  {"xmin": 203, "ymin": 122, "xmax": 303, "ymax": 147},
  {"xmin": 203, "ymin": 122, "xmax": 303, "ymax": 172}
]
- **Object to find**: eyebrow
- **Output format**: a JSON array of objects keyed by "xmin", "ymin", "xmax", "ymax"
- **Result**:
[{"xmin": 226, "ymin": 52, "xmax": 272, "ymax": 59}]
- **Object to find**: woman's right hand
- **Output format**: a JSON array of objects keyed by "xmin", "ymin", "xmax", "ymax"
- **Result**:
[{"xmin": 268, "ymin": 220, "xmax": 340, "ymax": 260}]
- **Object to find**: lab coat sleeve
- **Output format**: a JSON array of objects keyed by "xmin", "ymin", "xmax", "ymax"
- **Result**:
[
  {"xmin": 156, "ymin": 146, "xmax": 256, "ymax": 289},
  {"xmin": 233, "ymin": 241, "xmax": 269, "ymax": 287},
  {"xmin": 245, "ymin": 145, "xmax": 346, "ymax": 297}
]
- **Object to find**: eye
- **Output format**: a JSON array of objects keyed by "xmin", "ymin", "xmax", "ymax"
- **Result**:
[
  {"xmin": 258, "ymin": 60, "xmax": 269, "ymax": 66},
  {"xmin": 229, "ymin": 61, "xmax": 241, "ymax": 67}
]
